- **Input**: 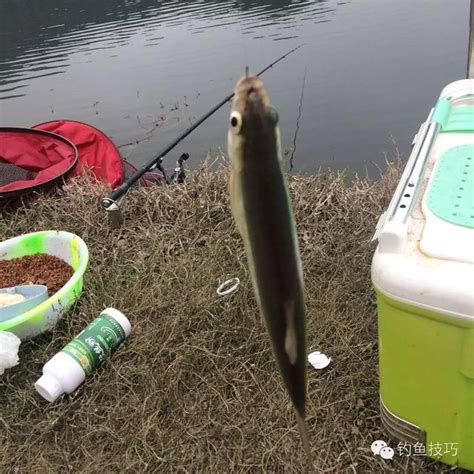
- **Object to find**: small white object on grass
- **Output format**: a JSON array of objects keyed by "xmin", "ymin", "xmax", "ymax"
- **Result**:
[
  {"xmin": 216, "ymin": 277, "xmax": 240, "ymax": 296},
  {"xmin": 307, "ymin": 351, "xmax": 331, "ymax": 369},
  {"xmin": 0, "ymin": 331, "xmax": 21, "ymax": 375}
]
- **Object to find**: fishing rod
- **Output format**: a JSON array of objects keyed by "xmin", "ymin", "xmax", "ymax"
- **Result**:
[{"xmin": 101, "ymin": 44, "xmax": 304, "ymax": 224}]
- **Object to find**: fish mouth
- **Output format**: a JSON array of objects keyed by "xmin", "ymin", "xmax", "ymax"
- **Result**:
[
  {"xmin": 247, "ymin": 88, "xmax": 261, "ymax": 110},
  {"xmin": 247, "ymin": 86, "xmax": 257, "ymax": 98},
  {"xmin": 234, "ymin": 76, "xmax": 270, "ymax": 111}
]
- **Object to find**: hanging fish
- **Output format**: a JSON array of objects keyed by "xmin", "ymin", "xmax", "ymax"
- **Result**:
[{"xmin": 227, "ymin": 74, "xmax": 311, "ymax": 460}]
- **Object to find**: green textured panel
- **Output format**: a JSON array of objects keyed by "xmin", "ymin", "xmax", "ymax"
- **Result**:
[
  {"xmin": 431, "ymin": 99, "xmax": 474, "ymax": 132},
  {"xmin": 427, "ymin": 145, "xmax": 474, "ymax": 228},
  {"xmin": 431, "ymin": 98, "xmax": 451, "ymax": 128}
]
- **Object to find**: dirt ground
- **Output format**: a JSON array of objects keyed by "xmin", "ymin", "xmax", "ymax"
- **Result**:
[{"xmin": 0, "ymin": 161, "xmax": 466, "ymax": 472}]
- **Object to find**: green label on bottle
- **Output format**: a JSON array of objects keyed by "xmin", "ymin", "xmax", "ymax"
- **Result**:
[{"xmin": 62, "ymin": 313, "xmax": 126, "ymax": 376}]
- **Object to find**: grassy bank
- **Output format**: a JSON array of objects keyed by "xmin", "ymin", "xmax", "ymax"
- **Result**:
[{"xmin": 0, "ymin": 160, "xmax": 458, "ymax": 472}]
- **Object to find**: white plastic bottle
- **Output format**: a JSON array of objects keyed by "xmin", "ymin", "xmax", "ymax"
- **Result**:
[{"xmin": 35, "ymin": 308, "xmax": 132, "ymax": 402}]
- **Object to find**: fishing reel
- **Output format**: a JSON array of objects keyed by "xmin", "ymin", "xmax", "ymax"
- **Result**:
[{"xmin": 152, "ymin": 152, "xmax": 189, "ymax": 184}]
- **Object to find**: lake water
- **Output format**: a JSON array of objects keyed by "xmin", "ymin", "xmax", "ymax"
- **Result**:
[{"xmin": 0, "ymin": 0, "xmax": 470, "ymax": 175}]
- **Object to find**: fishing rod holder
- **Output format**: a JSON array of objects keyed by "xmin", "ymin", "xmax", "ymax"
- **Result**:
[
  {"xmin": 170, "ymin": 153, "xmax": 189, "ymax": 184},
  {"xmin": 102, "ymin": 194, "xmax": 126, "ymax": 228},
  {"xmin": 101, "ymin": 152, "xmax": 189, "ymax": 228}
]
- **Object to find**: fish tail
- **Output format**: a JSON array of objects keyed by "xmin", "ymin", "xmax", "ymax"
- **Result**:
[{"xmin": 295, "ymin": 408, "xmax": 314, "ymax": 468}]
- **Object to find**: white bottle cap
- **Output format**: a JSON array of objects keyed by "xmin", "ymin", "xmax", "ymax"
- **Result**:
[
  {"xmin": 102, "ymin": 307, "xmax": 132, "ymax": 336},
  {"xmin": 35, "ymin": 373, "xmax": 64, "ymax": 402}
]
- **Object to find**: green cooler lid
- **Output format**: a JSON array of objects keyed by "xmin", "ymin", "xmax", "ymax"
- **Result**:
[{"xmin": 373, "ymin": 80, "xmax": 474, "ymax": 320}]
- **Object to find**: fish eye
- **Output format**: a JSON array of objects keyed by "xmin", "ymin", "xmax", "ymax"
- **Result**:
[{"xmin": 230, "ymin": 111, "xmax": 242, "ymax": 132}]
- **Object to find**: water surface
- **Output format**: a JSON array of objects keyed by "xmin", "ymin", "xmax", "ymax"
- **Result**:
[{"xmin": 0, "ymin": 0, "xmax": 469, "ymax": 174}]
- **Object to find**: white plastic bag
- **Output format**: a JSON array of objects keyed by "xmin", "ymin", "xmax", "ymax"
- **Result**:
[
  {"xmin": 307, "ymin": 351, "xmax": 331, "ymax": 370},
  {"xmin": 0, "ymin": 331, "xmax": 21, "ymax": 375}
]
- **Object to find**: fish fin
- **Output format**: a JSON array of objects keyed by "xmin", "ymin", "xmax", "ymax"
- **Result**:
[
  {"xmin": 295, "ymin": 408, "xmax": 314, "ymax": 468},
  {"xmin": 284, "ymin": 300, "xmax": 298, "ymax": 365}
]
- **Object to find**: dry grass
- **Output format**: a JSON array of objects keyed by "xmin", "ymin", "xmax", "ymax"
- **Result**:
[{"xmin": 0, "ymin": 160, "xmax": 463, "ymax": 473}]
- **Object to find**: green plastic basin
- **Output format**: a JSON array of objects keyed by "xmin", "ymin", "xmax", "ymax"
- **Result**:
[{"xmin": 0, "ymin": 231, "xmax": 89, "ymax": 340}]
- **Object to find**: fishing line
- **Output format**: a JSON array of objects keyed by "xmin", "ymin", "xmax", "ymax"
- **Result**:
[
  {"xmin": 289, "ymin": 67, "xmax": 307, "ymax": 171},
  {"xmin": 236, "ymin": 0, "xmax": 249, "ymax": 75},
  {"xmin": 102, "ymin": 45, "xmax": 304, "ymax": 211}
]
